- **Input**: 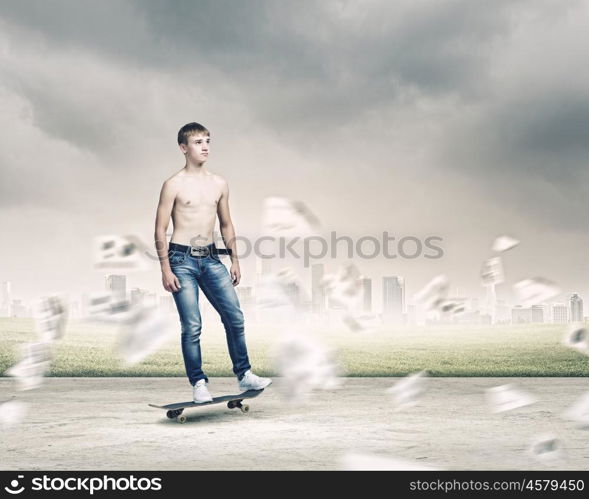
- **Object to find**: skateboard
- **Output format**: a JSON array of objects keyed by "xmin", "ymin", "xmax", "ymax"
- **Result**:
[{"xmin": 149, "ymin": 389, "xmax": 264, "ymax": 424}]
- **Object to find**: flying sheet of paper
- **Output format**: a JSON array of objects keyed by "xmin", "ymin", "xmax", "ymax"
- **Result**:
[
  {"xmin": 485, "ymin": 384, "xmax": 537, "ymax": 413},
  {"xmin": 481, "ymin": 257, "xmax": 504, "ymax": 286},
  {"xmin": 439, "ymin": 299, "xmax": 466, "ymax": 316},
  {"xmin": 529, "ymin": 434, "xmax": 566, "ymax": 463},
  {"xmin": 413, "ymin": 274, "xmax": 449, "ymax": 312},
  {"xmin": 513, "ymin": 277, "xmax": 560, "ymax": 307},
  {"xmin": 117, "ymin": 306, "xmax": 174, "ymax": 366},
  {"xmin": 342, "ymin": 313, "xmax": 382, "ymax": 333},
  {"xmin": 562, "ymin": 391, "xmax": 589, "ymax": 425},
  {"xmin": 0, "ymin": 400, "xmax": 28, "ymax": 430},
  {"xmin": 256, "ymin": 271, "xmax": 303, "ymax": 311},
  {"xmin": 321, "ymin": 263, "xmax": 362, "ymax": 311},
  {"xmin": 262, "ymin": 197, "xmax": 320, "ymax": 238},
  {"xmin": 85, "ymin": 293, "xmax": 135, "ymax": 325},
  {"xmin": 273, "ymin": 332, "xmax": 341, "ymax": 402},
  {"xmin": 93, "ymin": 234, "xmax": 150, "ymax": 271},
  {"xmin": 33, "ymin": 294, "xmax": 68, "ymax": 342},
  {"xmin": 386, "ymin": 371, "xmax": 428, "ymax": 412},
  {"xmin": 5, "ymin": 342, "xmax": 52, "ymax": 391},
  {"xmin": 492, "ymin": 235, "xmax": 520, "ymax": 253},
  {"xmin": 563, "ymin": 324, "xmax": 589, "ymax": 355}
]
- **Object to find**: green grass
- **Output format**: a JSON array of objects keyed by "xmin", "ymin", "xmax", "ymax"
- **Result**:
[{"xmin": 1, "ymin": 317, "xmax": 588, "ymax": 377}]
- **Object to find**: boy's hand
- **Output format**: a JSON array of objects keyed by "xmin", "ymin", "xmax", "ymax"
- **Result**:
[
  {"xmin": 162, "ymin": 270, "xmax": 182, "ymax": 293},
  {"xmin": 230, "ymin": 262, "xmax": 241, "ymax": 286}
]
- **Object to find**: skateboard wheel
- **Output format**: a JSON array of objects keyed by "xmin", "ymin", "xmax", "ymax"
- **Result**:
[
  {"xmin": 227, "ymin": 401, "xmax": 235, "ymax": 409},
  {"xmin": 240, "ymin": 404, "xmax": 250, "ymax": 413},
  {"xmin": 177, "ymin": 415, "xmax": 187, "ymax": 424},
  {"xmin": 166, "ymin": 410, "xmax": 175, "ymax": 419}
]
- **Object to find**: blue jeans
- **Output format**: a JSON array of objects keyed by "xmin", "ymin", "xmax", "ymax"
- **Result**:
[{"xmin": 168, "ymin": 242, "xmax": 251, "ymax": 386}]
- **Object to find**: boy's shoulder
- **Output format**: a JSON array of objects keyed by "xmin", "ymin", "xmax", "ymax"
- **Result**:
[{"xmin": 209, "ymin": 172, "xmax": 228, "ymax": 188}]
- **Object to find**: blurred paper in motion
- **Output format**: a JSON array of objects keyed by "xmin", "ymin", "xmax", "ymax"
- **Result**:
[
  {"xmin": 321, "ymin": 263, "xmax": 362, "ymax": 311},
  {"xmin": 85, "ymin": 293, "xmax": 135, "ymax": 324},
  {"xmin": 562, "ymin": 392, "xmax": 589, "ymax": 425},
  {"xmin": 563, "ymin": 324, "xmax": 589, "ymax": 355},
  {"xmin": 342, "ymin": 313, "xmax": 382, "ymax": 333},
  {"xmin": 117, "ymin": 306, "xmax": 174, "ymax": 366},
  {"xmin": 485, "ymin": 384, "xmax": 537, "ymax": 413},
  {"xmin": 5, "ymin": 342, "xmax": 52, "ymax": 391},
  {"xmin": 33, "ymin": 294, "xmax": 68, "ymax": 342},
  {"xmin": 529, "ymin": 434, "xmax": 566, "ymax": 464},
  {"xmin": 514, "ymin": 278, "xmax": 560, "ymax": 307},
  {"xmin": 386, "ymin": 370, "xmax": 428, "ymax": 412},
  {"xmin": 273, "ymin": 330, "xmax": 341, "ymax": 403},
  {"xmin": 262, "ymin": 197, "xmax": 320, "ymax": 238},
  {"xmin": 0, "ymin": 400, "xmax": 28, "ymax": 429},
  {"xmin": 93, "ymin": 234, "xmax": 150, "ymax": 271},
  {"xmin": 481, "ymin": 257, "xmax": 504, "ymax": 286},
  {"xmin": 413, "ymin": 275, "xmax": 449, "ymax": 312},
  {"xmin": 492, "ymin": 235, "xmax": 520, "ymax": 253}
]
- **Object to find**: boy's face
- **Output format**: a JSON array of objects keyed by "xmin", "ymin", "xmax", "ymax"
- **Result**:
[{"xmin": 180, "ymin": 133, "xmax": 210, "ymax": 163}]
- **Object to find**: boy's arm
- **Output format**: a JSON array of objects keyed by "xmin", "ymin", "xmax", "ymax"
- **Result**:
[
  {"xmin": 154, "ymin": 179, "xmax": 177, "ymax": 275},
  {"xmin": 217, "ymin": 179, "xmax": 240, "ymax": 284}
]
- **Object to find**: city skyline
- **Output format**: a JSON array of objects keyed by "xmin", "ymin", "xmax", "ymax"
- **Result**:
[{"xmin": 2, "ymin": 266, "xmax": 587, "ymax": 327}]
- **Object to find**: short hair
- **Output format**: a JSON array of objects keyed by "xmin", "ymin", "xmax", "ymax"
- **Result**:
[{"xmin": 177, "ymin": 122, "xmax": 210, "ymax": 145}]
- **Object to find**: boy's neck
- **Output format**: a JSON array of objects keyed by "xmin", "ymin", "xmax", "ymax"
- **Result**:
[{"xmin": 183, "ymin": 161, "xmax": 208, "ymax": 175}]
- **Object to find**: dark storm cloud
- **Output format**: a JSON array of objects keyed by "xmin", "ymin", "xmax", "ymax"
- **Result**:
[
  {"xmin": 1, "ymin": 0, "xmax": 588, "ymax": 229},
  {"xmin": 1, "ymin": 0, "xmax": 518, "ymax": 113}
]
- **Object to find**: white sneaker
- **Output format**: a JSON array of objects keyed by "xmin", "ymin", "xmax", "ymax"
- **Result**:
[
  {"xmin": 238, "ymin": 370, "xmax": 272, "ymax": 391},
  {"xmin": 193, "ymin": 379, "xmax": 213, "ymax": 403}
]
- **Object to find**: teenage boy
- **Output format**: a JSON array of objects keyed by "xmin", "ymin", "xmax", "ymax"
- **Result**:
[{"xmin": 154, "ymin": 122, "xmax": 272, "ymax": 402}]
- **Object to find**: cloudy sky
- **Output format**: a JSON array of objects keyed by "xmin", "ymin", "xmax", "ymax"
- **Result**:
[{"xmin": 1, "ymin": 0, "xmax": 588, "ymax": 309}]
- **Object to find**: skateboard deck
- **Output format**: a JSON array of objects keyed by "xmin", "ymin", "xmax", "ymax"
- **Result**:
[{"xmin": 149, "ymin": 389, "xmax": 264, "ymax": 423}]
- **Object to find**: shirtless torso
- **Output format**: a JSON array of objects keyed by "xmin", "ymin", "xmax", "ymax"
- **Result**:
[{"xmin": 168, "ymin": 171, "xmax": 224, "ymax": 246}]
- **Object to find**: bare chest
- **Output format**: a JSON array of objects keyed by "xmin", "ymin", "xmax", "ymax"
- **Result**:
[{"xmin": 175, "ymin": 177, "xmax": 222, "ymax": 211}]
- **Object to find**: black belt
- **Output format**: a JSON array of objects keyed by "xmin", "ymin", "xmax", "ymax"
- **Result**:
[{"xmin": 168, "ymin": 242, "xmax": 232, "ymax": 257}]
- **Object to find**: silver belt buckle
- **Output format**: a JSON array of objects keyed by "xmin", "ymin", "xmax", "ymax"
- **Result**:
[{"xmin": 190, "ymin": 246, "xmax": 209, "ymax": 257}]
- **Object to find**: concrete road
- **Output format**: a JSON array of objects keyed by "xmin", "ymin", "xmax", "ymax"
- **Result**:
[{"xmin": 1, "ymin": 378, "xmax": 588, "ymax": 470}]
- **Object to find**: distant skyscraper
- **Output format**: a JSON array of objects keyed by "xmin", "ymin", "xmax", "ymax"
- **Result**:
[
  {"xmin": 144, "ymin": 292, "xmax": 158, "ymax": 309},
  {"xmin": 237, "ymin": 286, "xmax": 254, "ymax": 306},
  {"xmin": 383, "ymin": 276, "xmax": 404, "ymax": 322},
  {"xmin": 130, "ymin": 287, "xmax": 148, "ymax": 305},
  {"xmin": 254, "ymin": 256, "xmax": 272, "ymax": 302},
  {"xmin": 158, "ymin": 294, "xmax": 175, "ymax": 313},
  {"xmin": 552, "ymin": 303, "xmax": 568, "ymax": 324},
  {"xmin": 511, "ymin": 306, "xmax": 532, "ymax": 324},
  {"xmin": 255, "ymin": 256, "xmax": 272, "ymax": 278},
  {"xmin": 69, "ymin": 300, "xmax": 81, "ymax": 319},
  {"xmin": 311, "ymin": 264, "xmax": 326, "ymax": 314},
  {"xmin": 360, "ymin": 277, "xmax": 372, "ymax": 313},
  {"xmin": 570, "ymin": 293, "xmax": 583, "ymax": 322},
  {"xmin": 284, "ymin": 281, "xmax": 302, "ymax": 308},
  {"xmin": 495, "ymin": 299, "xmax": 510, "ymax": 323},
  {"xmin": 531, "ymin": 305, "xmax": 544, "ymax": 323},
  {"xmin": 0, "ymin": 281, "xmax": 11, "ymax": 317},
  {"xmin": 10, "ymin": 299, "xmax": 28, "ymax": 318},
  {"xmin": 105, "ymin": 275, "xmax": 126, "ymax": 301}
]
